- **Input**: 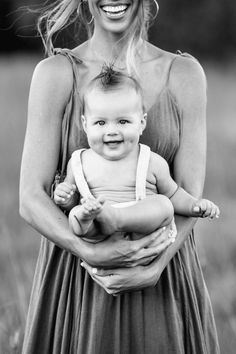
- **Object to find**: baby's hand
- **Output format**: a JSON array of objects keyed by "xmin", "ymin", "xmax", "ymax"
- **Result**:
[
  {"xmin": 192, "ymin": 199, "xmax": 220, "ymax": 219},
  {"xmin": 54, "ymin": 182, "xmax": 76, "ymax": 205}
]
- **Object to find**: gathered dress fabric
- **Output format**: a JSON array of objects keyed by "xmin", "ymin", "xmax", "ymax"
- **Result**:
[{"xmin": 22, "ymin": 49, "xmax": 220, "ymax": 354}]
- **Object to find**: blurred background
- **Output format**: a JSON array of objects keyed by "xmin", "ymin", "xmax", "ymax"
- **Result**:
[{"xmin": 0, "ymin": 0, "xmax": 236, "ymax": 352}]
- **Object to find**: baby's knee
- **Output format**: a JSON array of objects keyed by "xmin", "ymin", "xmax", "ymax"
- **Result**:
[
  {"xmin": 155, "ymin": 195, "xmax": 174, "ymax": 224},
  {"xmin": 68, "ymin": 206, "xmax": 81, "ymax": 234}
]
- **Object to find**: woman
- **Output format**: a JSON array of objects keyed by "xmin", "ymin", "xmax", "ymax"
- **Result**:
[{"xmin": 20, "ymin": 0, "xmax": 220, "ymax": 352}]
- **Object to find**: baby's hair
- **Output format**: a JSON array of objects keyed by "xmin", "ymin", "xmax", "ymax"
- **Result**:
[{"xmin": 81, "ymin": 64, "xmax": 145, "ymax": 115}]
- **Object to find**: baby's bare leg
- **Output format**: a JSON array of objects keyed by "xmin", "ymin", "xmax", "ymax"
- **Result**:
[
  {"xmin": 97, "ymin": 195, "xmax": 174, "ymax": 236},
  {"xmin": 119, "ymin": 195, "xmax": 174, "ymax": 234},
  {"xmin": 69, "ymin": 197, "xmax": 104, "ymax": 237}
]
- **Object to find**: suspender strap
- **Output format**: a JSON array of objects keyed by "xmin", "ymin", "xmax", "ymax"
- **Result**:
[
  {"xmin": 71, "ymin": 144, "xmax": 151, "ymax": 201},
  {"xmin": 135, "ymin": 144, "xmax": 151, "ymax": 201},
  {"xmin": 71, "ymin": 150, "xmax": 93, "ymax": 199}
]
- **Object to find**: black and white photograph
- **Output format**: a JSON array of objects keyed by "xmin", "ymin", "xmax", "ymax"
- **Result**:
[{"xmin": 1, "ymin": 0, "xmax": 236, "ymax": 353}]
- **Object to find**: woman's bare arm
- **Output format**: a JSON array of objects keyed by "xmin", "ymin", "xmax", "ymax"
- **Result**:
[
  {"xmin": 156, "ymin": 54, "xmax": 207, "ymax": 273},
  {"xmin": 19, "ymin": 55, "xmax": 89, "ymax": 255}
]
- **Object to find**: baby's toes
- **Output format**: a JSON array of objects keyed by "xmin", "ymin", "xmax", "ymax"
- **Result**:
[
  {"xmin": 97, "ymin": 196, "xmax": 106, "ymax": 205},
  {"xmin": 83, "ymin": 206, "xmax": 91, "ymax": 214},
  {"xmin": 91, "ymin": 203, "xmax": 102, "ymax": 214},
  {"xmin": 89, "ymin": 201, "xmax": 99, "ymax": 211},
  {"xmin": 83, "ymin": 203, "xmax": 93, "ymax": 213}
]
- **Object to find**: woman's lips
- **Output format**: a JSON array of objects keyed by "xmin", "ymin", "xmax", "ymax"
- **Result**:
[{"xmin": 100, "ymin": 4, "xmax": 129, "ymax": 18}]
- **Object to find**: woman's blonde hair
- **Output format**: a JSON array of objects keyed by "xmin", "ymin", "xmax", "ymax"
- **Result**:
[{"xmin": 37, "ymin": 0, "xmax": 157, "ymax": 74}]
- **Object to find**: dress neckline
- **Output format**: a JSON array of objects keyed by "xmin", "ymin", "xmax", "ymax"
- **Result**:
[{"xmin": 54, "ymin": 47, "xmax": 180, "ymax": 114}]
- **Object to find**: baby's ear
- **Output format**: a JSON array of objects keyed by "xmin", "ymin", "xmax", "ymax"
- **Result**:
[
  {"xmin": 140, "ymin": 113, "xmax": 147, "ymax": 134},
  {"xmin": 81, "ymin": 115, "xmax": 87, "ymax": 132}
]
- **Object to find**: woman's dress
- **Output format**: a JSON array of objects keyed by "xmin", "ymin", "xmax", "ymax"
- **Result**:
[{"xmin": 22, "ymin": 49, "xmax": 220, "ymax": 354}]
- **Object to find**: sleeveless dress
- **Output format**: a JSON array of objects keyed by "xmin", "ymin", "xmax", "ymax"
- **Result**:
[{"xmin": 22, "ymin": 49, "xmax": 220, "ymax": 354}]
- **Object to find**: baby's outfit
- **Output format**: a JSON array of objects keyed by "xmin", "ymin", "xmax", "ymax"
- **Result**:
[{"xmin": 71, "ymin": 143, "xmax": 153, "ymax": 208}]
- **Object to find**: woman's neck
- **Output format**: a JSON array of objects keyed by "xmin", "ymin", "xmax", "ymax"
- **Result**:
[
  {"xmin": 86, "ymin": 29, "xmax": 144, "ymax": 68},
  {"xmin": 89, "ymin": 31, "xmax": 128, "ymax": 65}
]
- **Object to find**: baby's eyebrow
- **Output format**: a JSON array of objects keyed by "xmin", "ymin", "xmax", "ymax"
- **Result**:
[
  {"xmin": 89, "ymin": 116, "xmax": 107, "ymax": 121},
  {"xmin": 116, "ymin": 115, "xmax": 132, "ymax": 119}
]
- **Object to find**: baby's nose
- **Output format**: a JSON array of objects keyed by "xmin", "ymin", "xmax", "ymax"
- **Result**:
[{"xmin": 106, "ymin": 125, "xmax": 119, "ymax": 135}]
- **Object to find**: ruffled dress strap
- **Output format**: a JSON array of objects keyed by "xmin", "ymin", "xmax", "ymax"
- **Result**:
[
  {"xmin": 71, "ymin": 149, "xmax": 93, "ymax": 199},
  {"xmin": 165, "ymin": 50, "xmax": 200, "ymax": 87},
  {"xmin": 135, "ymin": 143, "xmax": 151, "ymax": 201},
  {"xmin": 51, "ymin": 48, "xmax": 83, "ymax": 185},
  {"xmin": 53, "ymin": 48, "xmax": 82, "ymax": 93}
]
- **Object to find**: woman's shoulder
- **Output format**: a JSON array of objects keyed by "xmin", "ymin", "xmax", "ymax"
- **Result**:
[
  {"xmin": 145, "ymin": 42, "xmax": 205, "ymax": 80},
  {"xmin": 32, "ymin": 53, "xmax": 74, "ymax": 103},
  {"xmin": 149, "ymin": 46, "xmax": 206, "ymax": 104},
  {"xmin": 168, "ymin": 51, "xmax": 206, "ymax": 86},
  {"xmin": 168, "ymin": 52, "xmax": 207, "ymax": 108}
]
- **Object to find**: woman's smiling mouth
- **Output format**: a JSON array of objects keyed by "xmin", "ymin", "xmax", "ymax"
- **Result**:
[{"xmin": 101, "ymin": 4, "xmax": 130, "ymax": 18}]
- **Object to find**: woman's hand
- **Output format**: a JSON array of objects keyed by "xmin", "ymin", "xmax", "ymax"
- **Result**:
[
  {"xmin": 81, "ymin": 255, "xmax": 162, "ymax": 295},
  {"xmin": 82, "ymin": 223, "xmax": 176, "ymax": 268}
]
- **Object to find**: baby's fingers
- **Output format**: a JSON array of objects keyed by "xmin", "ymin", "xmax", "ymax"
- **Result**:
[
  {"xmin": 198, "ymin": 200, "xmax": 220, "ymax": 219},
  {"xmin": 54, "ymin": 193, "xmax": 67, "ymax": 204},
  {"xmin": 55, "ymin": 189, "xmax": 72, "ymax": 202},
  {"xmin": 193, "ymin": 199, "xmax": 210, "ymax": 217},
  {"xmin": 59, "ymin": 182, "xmax": 76, "ymax": 195},
  {"xmin": 209, "ymin": 204, "xmax": 220, "ymax": 219}
]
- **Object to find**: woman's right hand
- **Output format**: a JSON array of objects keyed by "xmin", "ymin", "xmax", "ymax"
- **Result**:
[{"xmin": 82, "ymin": 224, "xmax": 176, "ymax": 268}]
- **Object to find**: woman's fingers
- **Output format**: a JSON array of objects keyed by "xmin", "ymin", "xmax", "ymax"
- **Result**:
[
  {"xmin": 133, "ymin": 227, "xmax": 167, "ymax": 250},
  {"xmin": 82, "ymin": 225, "xmax": 175, "ymax": 269},
  {"xmin": 140, "ymin": 237, "xmax": 173, "ymax": 258},
  {"xmin": 81, "ymin": 261, "xmax": 120, "ymax": 294},
  {"xmin": 81, "ymin": 261, "xmax": 116, "ymax": 277},
  {"xmin": 81, "ymin": 261, "xmax": 97, "ymax": 275},
  {"xmin": 117, "ymin": 226, "xmax": 175, "ymax": 265},
  {"xmin": 81, "ymin": 259, "xmax": 161, "ymax": 295}
]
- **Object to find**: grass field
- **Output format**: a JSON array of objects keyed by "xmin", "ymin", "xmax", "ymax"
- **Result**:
[{"xmin": 0, "ymin": 54, "xmax": 236, "ymax": 353}]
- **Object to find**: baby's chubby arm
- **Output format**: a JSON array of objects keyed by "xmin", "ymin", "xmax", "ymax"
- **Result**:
[
  {"xmin": 54, "ymin": 159, "xmax": 78, "ymax": 211},
  {"xmin": 151, "ymin": 152, "xmax": 220, "ymax": 219}
]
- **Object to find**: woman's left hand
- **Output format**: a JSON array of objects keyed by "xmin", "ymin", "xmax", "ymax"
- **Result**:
[
  {"xmin": 81, "ymin": 259, "xmax": 160, "ymax": 295},
  {"xmin": 81, "ymin": 219, "xmax": 177, "ymax": 295}
]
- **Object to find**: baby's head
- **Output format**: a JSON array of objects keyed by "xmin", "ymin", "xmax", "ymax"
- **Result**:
[{"xmin": 81, "ymin": 65, "xmax": 147, "ymax": 160}]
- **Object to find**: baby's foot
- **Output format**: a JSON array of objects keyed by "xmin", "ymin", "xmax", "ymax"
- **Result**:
[
  {"xmin": 96, "ymin": 201, "xmax": 120, "ymax": 236},
  {"xmin": 69, "ymin": 197, "xmax": 104, "ymax": 236}
]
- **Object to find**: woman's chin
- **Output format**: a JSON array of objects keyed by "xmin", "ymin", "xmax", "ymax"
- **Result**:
[
  {"xmin": 98, "ymin": 21, "xmax": 131, "ymax": 36},
  {"xmin": 96, "ymin": 8, "xmax": 133, "ymax": 35}
]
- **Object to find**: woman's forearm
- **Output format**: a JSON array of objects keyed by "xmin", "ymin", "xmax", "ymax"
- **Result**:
[
  {"xmin": 20, "ymin": 188, "xmax": 91, "ymax": 259},
  {"xmin": 154, "ymin": 215, "xmax": 197, "ymax": 276}
]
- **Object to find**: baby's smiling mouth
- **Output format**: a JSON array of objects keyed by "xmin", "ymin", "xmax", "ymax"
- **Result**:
[
  {"xmin": 104, "ymin": 140, "xmax": 123, "ymax": 145},
  {"xmin": 101, "ymin": 4, "xmax": 130, "ymax": 18}
]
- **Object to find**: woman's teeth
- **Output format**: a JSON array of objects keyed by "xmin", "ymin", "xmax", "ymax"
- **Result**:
[{"xmin": 102, "ymin": 5, "xmax": 128, "ymax": 17}]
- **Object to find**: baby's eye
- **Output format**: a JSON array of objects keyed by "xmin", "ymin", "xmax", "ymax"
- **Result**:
[
  {"xmin": 119, "ymin": 119, "xmax": 129, "ymax": 125},
  {"xmin": 95, "ymin": 120, "xmax": 105, "ymax": 126}
]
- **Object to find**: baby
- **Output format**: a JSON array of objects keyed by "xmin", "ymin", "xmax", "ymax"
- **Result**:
[{"xmin": 54, "ymin": 66, "xmax": 220, "ymax": 242}]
